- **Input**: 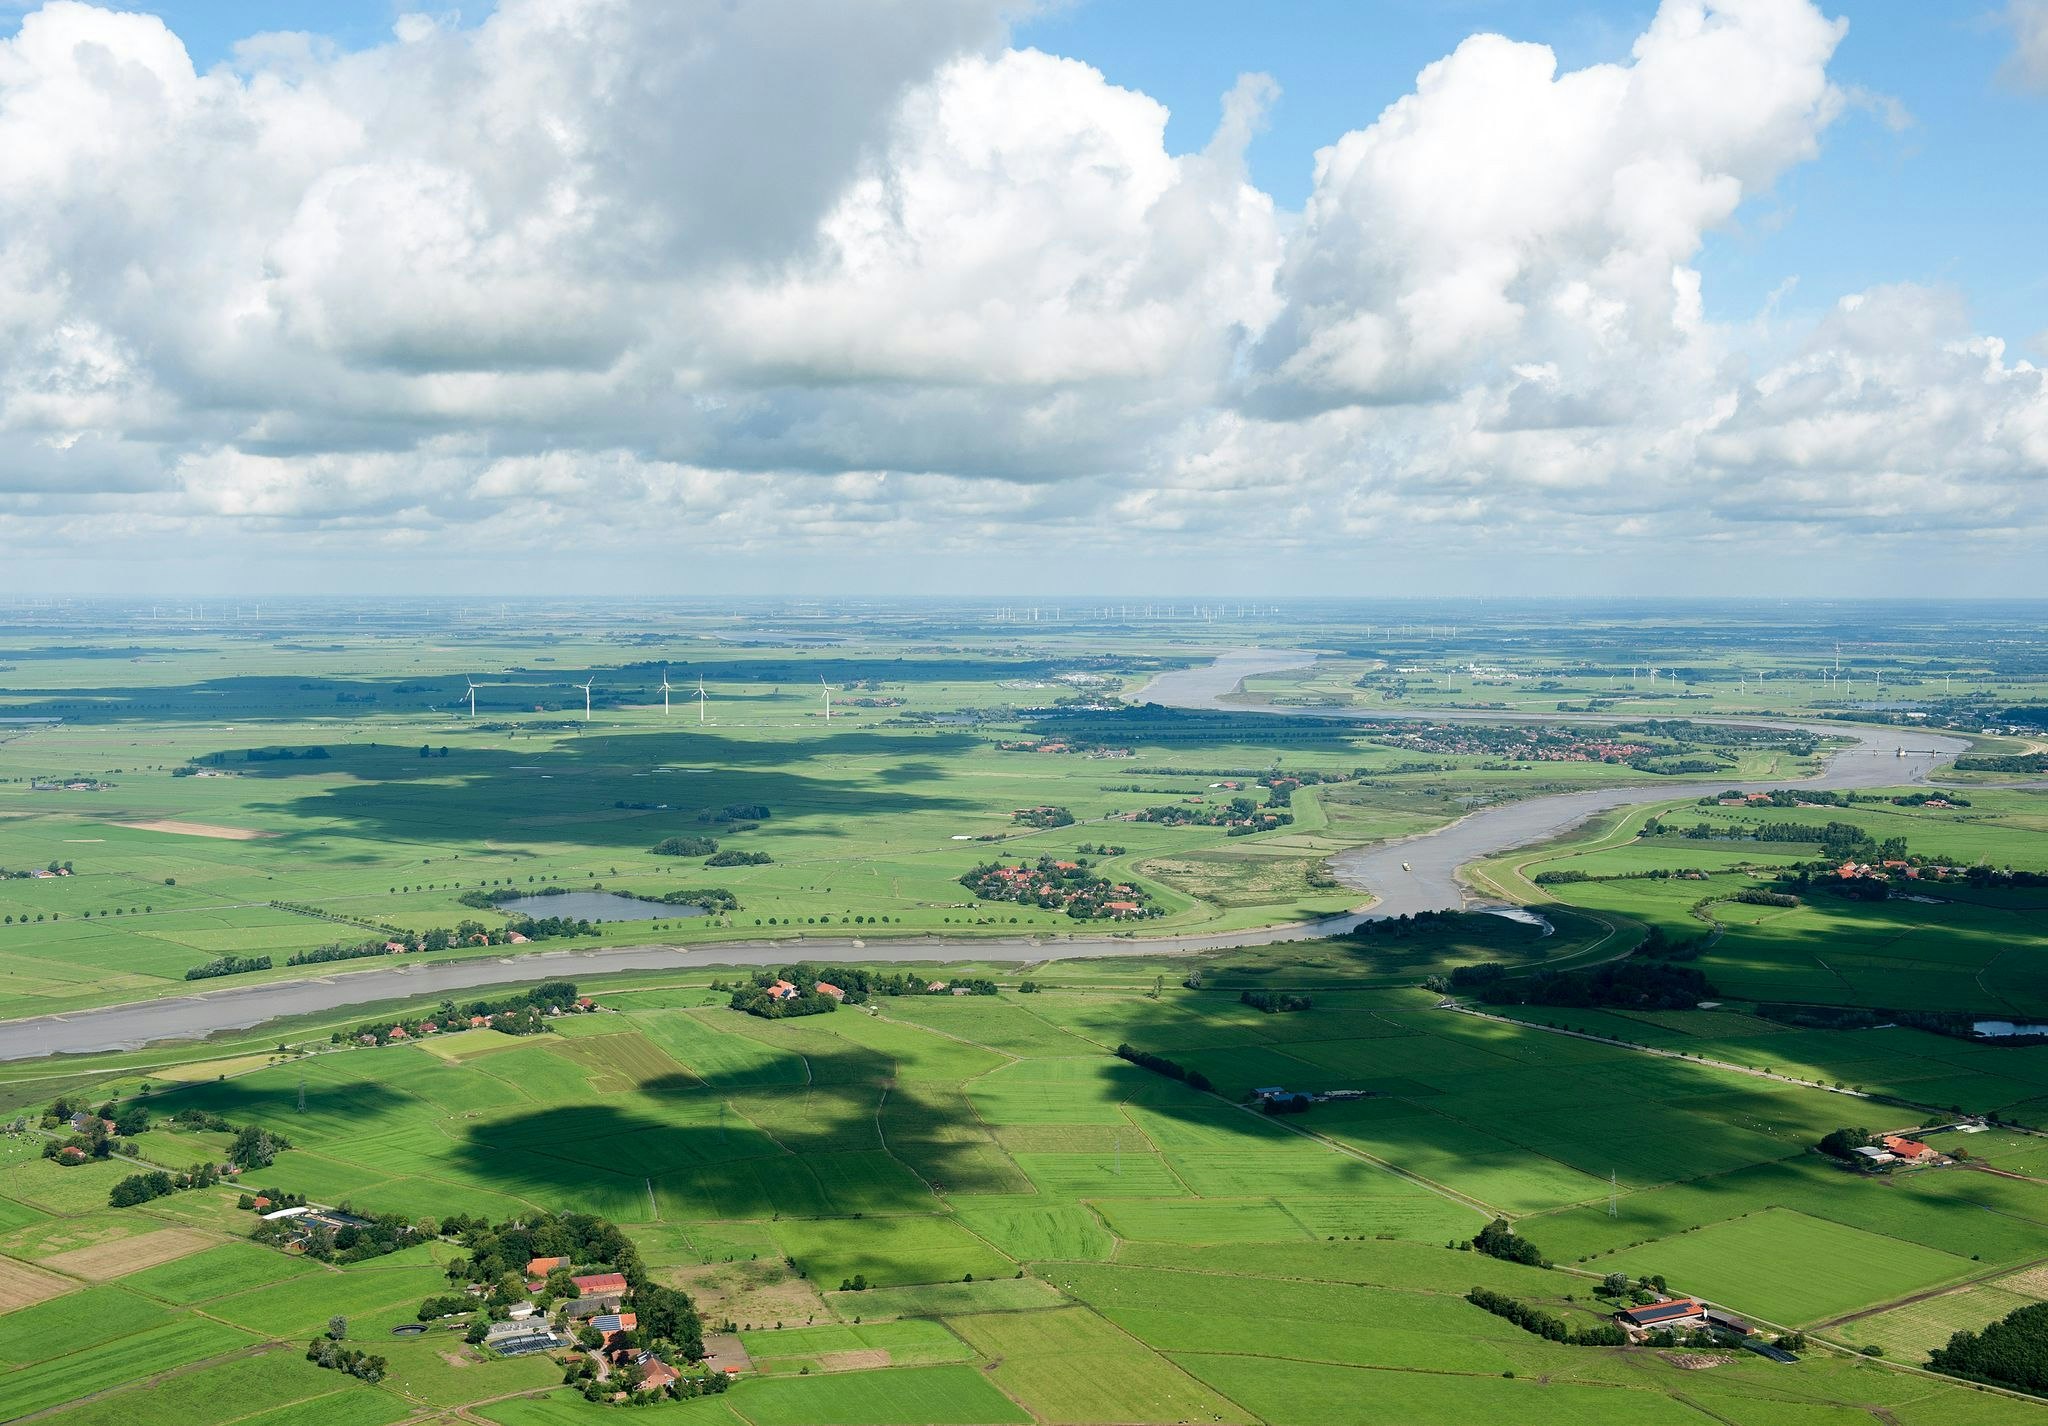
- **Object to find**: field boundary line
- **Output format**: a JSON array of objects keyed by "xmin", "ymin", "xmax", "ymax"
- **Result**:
[
  {"xmin": 1222, "ymin": 1098, "xmax": 1499, "ymax": 1219},
  {"xmin": 1809, "ymin": 1251, "xmax": 2048, "ymax": 1331},
  {"xmin": 8, "ymin": 1339, "xmax": 281, "ymax": 1426},
  {"xmin": 1445, "ymin": 1003, "xmax": 1892, "ymax": 1105}
]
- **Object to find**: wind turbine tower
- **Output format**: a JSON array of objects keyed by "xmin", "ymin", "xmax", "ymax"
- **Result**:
[
  {"xmin": 577, "ymin": 678, "xmax": 594, "ymax": 722},
  {"xmin": 660, "ymin": 668, "xmax": 673, "ymax": 717},
  {"xmin": 465, "ymin": 678, "xmax": 477, "ymax": 718},
  {"xmin": 696, "ymin": 676, "xmax": 707, "ymax": 724},
  {"xmin": 820, "ymin": 676, "xmax": 832, "ymax": 723}
]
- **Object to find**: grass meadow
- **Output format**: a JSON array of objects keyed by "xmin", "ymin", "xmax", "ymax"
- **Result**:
[
  {"xmin": 2, "ymin": 624, "xmax": 2046, "ymax": 1422},
  {"xmin": 4, "ymin": 973, "xmax": 2048, "ymax": 1422}
]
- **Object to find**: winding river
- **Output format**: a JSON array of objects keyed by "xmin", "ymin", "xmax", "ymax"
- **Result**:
[{"xmin": 0, "ymin": 650, "xmax": 1973, "ymax": 1059}]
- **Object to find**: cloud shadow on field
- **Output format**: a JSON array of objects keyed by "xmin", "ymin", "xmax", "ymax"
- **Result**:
[{"xmin": 170, "ymin": 730, "xmax": 987, "ymax": 854}]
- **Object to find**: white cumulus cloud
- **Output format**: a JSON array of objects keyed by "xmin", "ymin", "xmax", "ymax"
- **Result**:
[{"xmin": 0, "ymin": 0, "xmax": 2040, "ymax": 592}]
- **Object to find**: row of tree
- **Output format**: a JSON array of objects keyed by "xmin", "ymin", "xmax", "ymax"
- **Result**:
[
  {"xmin": 1466, "ymin": 1286, "xmax": 1626, "ymax": 1345},
  {"xmin": 1114, "ymin": 1043, "xmax": 1213, "ymax": 1093},
  {"xmin": 330, "ymin": 980, "xmax": 585, "ymax": 1045}
]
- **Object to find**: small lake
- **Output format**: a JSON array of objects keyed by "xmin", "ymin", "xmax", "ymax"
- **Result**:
[
  {"xmin": 1974, "ymin": 1020, "xmax": 2048, "ymax": 1038},
  {"xmin": 496, "ymin": 891, "xmax": 703, "ymax": 922}
]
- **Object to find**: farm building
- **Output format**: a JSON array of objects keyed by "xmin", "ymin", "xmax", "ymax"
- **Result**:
[
  {"xmin": 1618, "ymin": 1298, "xmax": 1707, "ymax": 1330},
  {"xmin": 565, "ymin": 1293, "xmax": 625, "ymax": 1318},
  {"xmin": 1882, "ymin": 1135, "xmax": 1938, "ymax": 1162},
  {"xmin": 571, "ymin": 1271, "xmax": 628, "ymax": 1295},
  {"xmin": 1252, "ymin": 1086, "xmax": 1314, "ymax": 1109},
  {"xmin": 484, "ymin": 1320, "xmax": 564, "ymax": 1357},
  {"xmin": 1850, "ymin": 1146, "xmax": 1896, "ymax": 1165}
]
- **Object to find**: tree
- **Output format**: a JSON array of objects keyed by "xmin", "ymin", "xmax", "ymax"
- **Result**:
[
  {"xmin": 229, "ymin": 1124, "xmax": 284, "ymax": 1170},
  {"xmin": 1601, "ymin": 1272, "xmax": 1630, "ymax": 1297},
  {"xmin": 635, "ymin": 1283, "xmax": 705, "ymax": 1360},
  {"xmin": 1818, "ymin": 1127, "xmax": 1872, "ymax": 1161},
  {"xmin": 327, "ymin": 1315, "xmax": 348, "ymax": 1341},
  {"xmin": 108, "ymin": 1170, "xmax": 173, "ymax": 1207},
  {"xmin": 1473, "ymin": 1218, "xmax": 1544, "ymax": 1267}
]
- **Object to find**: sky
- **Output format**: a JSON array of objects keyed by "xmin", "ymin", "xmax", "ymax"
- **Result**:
[{"xmin": 0, "ymin": 0, "xmax": 2045, "ymax": 598}]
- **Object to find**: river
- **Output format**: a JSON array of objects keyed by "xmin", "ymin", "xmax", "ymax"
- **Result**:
[{"xmin": 0, "ymin": 650, "xmax": 1977, "ymax": 1059}]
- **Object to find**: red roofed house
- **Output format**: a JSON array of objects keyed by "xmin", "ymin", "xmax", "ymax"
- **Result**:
[
  {"xmin": 387, "ymin": 1025, "xmax": 408, "ymax": 1040},
  {"xmin": 1883, "ymin": 1135, "xmax": 1935, "ymax": 1161},
  {"xmin": 526, "ymin": 1255, "xmax": 568, "ymax": 1278},
  {"xmin": 815, "ymin": 982, "xmax": 845, "ymax": 1001},
  {"xmin": 591, "ymin": 1311, "xmax": 636, "ymax": 1341},
  {"xmin": 572, "ymin": 1272, "xmax": 629, "ymax": 1296},
  {"xmin": 1619, "ymin": 1297, "xmax": 1706, "ymax": 1330},
  {"xmin": 385, "ymin": 941, "xmax": 408, "ymax": 953},
  {"xmin": 505, "ymin": 931, "xmax": 529, "ymax": 944},
  {"xmin": 767, "ymin": 980, "xmax": 799, "ymax": 1001},
  {"xmin": 637, "ymin": 1357, "xmax": 679, "ymax": 1393}
]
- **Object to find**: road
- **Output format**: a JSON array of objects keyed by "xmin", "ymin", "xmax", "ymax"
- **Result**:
[{"xmin": 0, "ymin": 649, "xmax": 1973, "ymax": 1059}]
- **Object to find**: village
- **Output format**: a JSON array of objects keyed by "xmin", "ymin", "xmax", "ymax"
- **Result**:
[
  {"xmin": 958, "ymin": 856, "xmax": 1158, "ymax": 919},
  {"xmin": 242, "ymin": 1200, "xmax": 736, "ymax": 1403}
]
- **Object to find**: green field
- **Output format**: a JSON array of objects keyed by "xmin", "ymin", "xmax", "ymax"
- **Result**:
[{"xmin": 2, "ymin": 608, "xmax": 2047, "ymax": 1423}]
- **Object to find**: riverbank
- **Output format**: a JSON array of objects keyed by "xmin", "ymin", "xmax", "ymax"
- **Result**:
[{"xmin": 0, "ymin": 650, "xmax": 1979, "ymax": 1059}]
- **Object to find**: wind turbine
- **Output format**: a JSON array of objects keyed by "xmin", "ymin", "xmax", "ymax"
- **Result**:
[
  {"xmin": 696, "ymin": 676, "xmax": 707, "ymax": 724},
  {"xmin": 576, "ymin": 677, "xmax": 594, "ymax": 722},
  {"xmin": 660, "ymin": 668, "xmax": 673, "ymax": 717},
  {"xmin": 465, "ymin": 678, "xmax": 477, "ymax": 718},
  {"xmin": 820, "ymin": 676, "xmax": 832, "ymax": 723}
]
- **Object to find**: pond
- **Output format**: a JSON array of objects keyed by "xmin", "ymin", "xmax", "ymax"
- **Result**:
[
  {"xmin": 495, "ymin": 891, "xmax": 703, "ymax": 922},
  {"xmin": 1973, "ymin": 1020, "xmax": 2048, "ymax": 1038}
]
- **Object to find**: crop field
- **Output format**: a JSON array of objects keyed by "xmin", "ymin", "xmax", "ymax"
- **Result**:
[
  {"xmin": 1, "ymin": 608, "xmax": 2046, "ymax": 1422},
  {"xmin": 1598, "ymin": 1209, "xmax": 1977, "ymax": 1325},
  {"xmin": 1844, "ymin": 1280, "xmax": 2048, "ymax": 1360},
  {"xmin": 6, "ymin": 969, "xmax": 2048, "ymax": 1422}
]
